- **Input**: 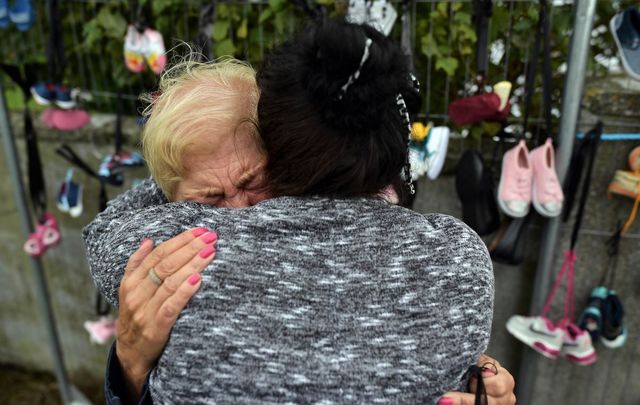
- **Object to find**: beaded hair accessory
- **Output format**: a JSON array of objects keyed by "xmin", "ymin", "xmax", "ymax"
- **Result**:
[
  {"xmin": 337, "ymin": 37, "xmax": 373, "ymax": 100},
  {"xmin": 396, "ymin": 93, "xmax": 415, "ymax": 194}
]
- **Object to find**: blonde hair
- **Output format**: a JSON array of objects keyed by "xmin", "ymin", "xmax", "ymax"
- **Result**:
[{"xmin": 141, "ymin": 55, "xmax": 260, "ymax": 199}]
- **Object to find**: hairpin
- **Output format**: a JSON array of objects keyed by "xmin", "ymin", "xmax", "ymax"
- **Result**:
[{"xmin": 337, "ymin": 37, "xmax": 373, "ymax": 100}]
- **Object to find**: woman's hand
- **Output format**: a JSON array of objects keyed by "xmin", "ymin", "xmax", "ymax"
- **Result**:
[
  {"xmin": 116, "ymin": 227, "xmax": 218, "ymax": 402},
  {"xmin": 438, "ymin": 354, "xmax": 516, "ymax": 405}
]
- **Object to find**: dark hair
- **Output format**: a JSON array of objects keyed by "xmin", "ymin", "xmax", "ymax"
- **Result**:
[{"xmin": 257, "ymin": 19, "xmax": 419, "ymax": 198}]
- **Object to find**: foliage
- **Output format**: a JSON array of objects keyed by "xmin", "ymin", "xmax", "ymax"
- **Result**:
[{"xmin": 0, "ymin": 0, "xmax": 633, "ymax": 130}]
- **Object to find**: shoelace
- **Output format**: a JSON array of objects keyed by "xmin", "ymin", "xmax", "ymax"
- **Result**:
[{"xmin": 466, "ymin": 364, "xmax": 489, "ymax": 405}]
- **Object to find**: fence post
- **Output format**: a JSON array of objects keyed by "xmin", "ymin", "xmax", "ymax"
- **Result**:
[
  {"xmin": 0, "ymin": 78, "xmax": 75, "ymax": 404},
  {"xmin": 516, "ymin": 1, "xmax": 598, "ymax": 404}
]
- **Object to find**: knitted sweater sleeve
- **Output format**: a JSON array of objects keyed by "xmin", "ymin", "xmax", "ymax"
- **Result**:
[{"xmin": 82, "ymin": 178, "xmax": 204, "ymax": 307}]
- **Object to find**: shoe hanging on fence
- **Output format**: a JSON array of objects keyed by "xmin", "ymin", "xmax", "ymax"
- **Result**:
[
  {"xmin": 577, "ymin": 286, "xmax": 607, "ymax": 343},
  {"xmin": 455, "ymin": 150, "xmax": 500, "ymax": 236},
  {"xmin": 600, "ymin": 290, "xmax": 627, "ymax": 349},
  {"xmin": 498, "ymin": 139, "xmax": 532, "ymax": 218},
  {"xmin": 57, "ymin": 169, "xmax": 83, "ymax": 218},
  {"xmin": 530, "ymin": 138, "xmax": 564, "ymax": 217},
  {"xmin": 23, "ymin": 212, "xmax": 61, "ymax": 257},
  {"xmin": 448, "ymin": 81, "xmax": 512, "ymax": 127},
  {"xmin": 610, "ymin": 6, "xmax": 640, "ymax": 81},
  {"xmin": 557, "ymin": 319, "xmax": 597, "ymax": 366},
  {"xmin": 84, "ymin": 317, "xmax": 117, "ymax": 345},
  {"xmin": 143, "ymin": 27, "xmax": 167, "ymax": 75},
  {"xmin": 506, "ymin": 315, "xmax": 564, "ymax": 359},
  {"xmin": 124, "ymin": 24, "xmax": 147, "ymax": 73},
  {"xmin": 31, "ymin": 82, "xmax": 76, "ymax": 109},
  {"xmin": 0, "ymin": 0, "xmax": 9, "ymax": 28},
  {"xmin": 8, "ymin": 0, "xmax": 34, "ymax": 32}
]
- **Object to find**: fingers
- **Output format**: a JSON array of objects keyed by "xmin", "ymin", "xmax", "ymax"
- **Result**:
[
  {"xmin": 438, "ymin": 392, "xmax": 480, "ymax": 405},
  {"xmin": 154, "ymin": 272, "xmax": 203, "ymax": 333},
  {"xmin": 131, "ymin": 227, "xmax": 213, "ymax": 283},
  {"xmin": 478, "ymin": 353, "xmax": 501, "ymax": 369},
  {"xmin": 124, "ymin": 238, "xmax": 155, "ymax": 276},
  {"xmin": 145, "ymin": 244, "xmax": 216, "ymax": 315}
]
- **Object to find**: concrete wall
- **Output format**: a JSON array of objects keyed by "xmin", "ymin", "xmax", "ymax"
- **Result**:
[{"xmin": 0, "ymin": 111, "xmax": 147, "ymax": 396}]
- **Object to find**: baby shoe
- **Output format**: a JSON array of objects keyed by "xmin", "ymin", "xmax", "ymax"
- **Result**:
[
  {"xmin": 558, "ymin": 320, "xmax": 597, "ymax": 365},
  {"xmin": 607, "ymin": 170, "xmax": 640, "ymax": 199},
  {"xmin": 9, "ymin": 0, "xmax": 34, "ymax": 32},
  {"xmin": 530, "ymin": 138, "xmax": 564, "ymax": 217},
  {"xmin": 41, "ymin": 212, "xmax": 61, "ymax": 247},
  {"xmin": 600, "ymin": 290, "xmax": 628, "ymax": 349},
  {"xmin": 51, "ymin": 109, "xmax": 90, "ymax": 131},
  {"xmin": 143, "ymin": 28, "xmax": 166, "ymax": 75},
  {"xmin": 124, "ymin": 25, "xmax": 147, "ymax": 73},
  {"xmin": 577, "ymin": 286, "xmax": 607, "ymax": 343},
  {"xmin": 498, "ymin": 140, "xmax": 532, "ymax": 218},
  {"xmin": 84, "ymin": 317, "xmax": 117, "ymax": 345},
  {"xmin": 425, "ymin": 126, "xmax": 450, "ymax": 180},
  {"xmin": 31, "ymin": 82, "xmax": 56, "ymax": 106},
  {"xmin": 506, "ymin": 315, "xmax": 564, "ymax": 359},
  {"xmin": 0, "ymin": 0, "xmax": 9, "ymax": 28},
  {"xmin": 53, "ymin": 84, "xmax": 75, "ymax": 109}
]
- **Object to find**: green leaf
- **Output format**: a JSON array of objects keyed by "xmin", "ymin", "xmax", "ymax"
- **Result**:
[
  {"xmin": 436, "ymin": 57, "xmax": 458, "ymax": 76},
  {"xmin": 420, "ymin": 33, "xmax": 439, "ymax": 58},
  {"xmin": 269, "ymin": 0, "xmax": 286, "ymax": 11},
  {"xmin": 274, "ymin": 10, "xmax": 288, "ymax": 34},
  {"xmin": 214, "ymin": 38, "xmax": 237, "ymax": 56},
  {"xmin": 513, "ymin": 18, "xmax": 532, "ymax": 32},
  {"xmin": 96, "ymin": 8, "xmax": 126, "ymax": 39},
  {"xmin": 237, "ymin": 18, "xmax": 248, "ymax": 39},
  {"xmin": 259, "ymin": 8, "xmax": 273, "ymax": 23},
  {"xmin": 436, "ymin": 2, "xmax": 448, "ymax": 17},
  {"xmin": 213, "ymin": 20, "xmax": 230, "ymax": 41},
  {"xmin": 453, "ymin": 12, "xmax": 471, "ymax": 25},
  {"xmin": 152, "ymin": 0, "xmax": 176, "ymax": 14}
]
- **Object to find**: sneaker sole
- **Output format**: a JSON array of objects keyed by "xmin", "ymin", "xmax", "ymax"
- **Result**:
[
  {"xmin": 610, "ymin": 16, "xmax": 640, "ymax": 82},
  {"xmin": 497, "ymin": 157, "xmax": 530, "ymax": 218},
  {"xmin": 506, "ymin": 318, "xmax": 560, "ymax": 359},
  {"xmin": 531, "ymin": 178, "xmax": 562, "ymax": 218},
  {"xmin": 31, "ymin": 87, "xmax": 52, "ymax": 105},
  {"xmin": 601, "ymin": 332, "xmax": 627, "ymax": 349},
  {"xmin": 562, "ymin": 349, "xmax": 597, "ymax": 365}
]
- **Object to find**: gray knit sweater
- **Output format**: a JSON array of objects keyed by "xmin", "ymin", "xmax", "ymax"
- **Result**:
[{"xmin": 83, "ymin": 179, "xmax": 494, "ymax": 404}]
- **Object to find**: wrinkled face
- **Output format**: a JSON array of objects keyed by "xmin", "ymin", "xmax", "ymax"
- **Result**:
[{"xmin": 173, "ymin": 126, "xmax": 269, "ymax": 208}]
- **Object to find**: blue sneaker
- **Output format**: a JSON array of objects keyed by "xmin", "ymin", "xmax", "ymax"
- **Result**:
[
  {"xmin": 31, "ymin": 82, "xmax": 55, "ymax": 105},
  {"xmin": 99, "ymin": 154, "xmax": 124, "ymax": 186},
  {"xmin": 601, "ymin": 290, "xmax": 627, "ymax": 349},
  {"xmin": 610, "ymin": 7, "xmax": 640, "ymax": 81},
  {"xmin": 578, "ymin": 286, "xmax": 607, "ymax": 342},
  {"xmin": 9, "ymin": 0, "xmax": 34, "ymax": 32},
  {"xmin": 54, "ymin": 84, "xmax": 76, "ymax": 109},
  {"xmin": 0, "ymin": 0, "xmax": 9, "ymax": 29}
]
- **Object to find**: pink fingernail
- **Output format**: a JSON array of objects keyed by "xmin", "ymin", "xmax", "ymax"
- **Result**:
[
  {"xmin": 140, "ymin": 238, "xmax": 151, "ymax": 248},
  {"xmin": 438, "ymin": 398, "xmax": 453, "ymax": 405},
  {"xmin": 188, "ymin": 273, "xmax": 201, "ymax": 285},
  {"xmin": 201, "ymin": 232, "xmax": 218, "ymax": 244},
  {"xmin": 199, "ymin": 245, "xmax": 216, "ymax": 258},
  {"xmin": 192, "ymin": 227, "xmax": 208, "ymax": 237}
]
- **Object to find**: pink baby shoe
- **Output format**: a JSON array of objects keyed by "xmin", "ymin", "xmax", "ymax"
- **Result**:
[
  {"xmin": 51, "ymin": 109, "xmax": 90, "ymax": 131},
  {"xmin": 498, "ymin": 139, "xmax": 532, "ymax": 218},
  {"xmin": 84, "ymin": 317, "xmax": 117, "ymax": 345},
  {"xmin": 530, "ymin": 138, "xmax": 564, "ymax": 217}
]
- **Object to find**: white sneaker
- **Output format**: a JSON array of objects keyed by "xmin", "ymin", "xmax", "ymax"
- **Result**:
[
  {"xmin": 506, "ymin": 315, "xmax": 563, "ymax": 359},
  {"xmin": 425, "ymin": 126, "xmax": 450, "ymax": 180},
  {"xmin": 559, "ymin": 321, "xmax": 597, "ymax": 365}
]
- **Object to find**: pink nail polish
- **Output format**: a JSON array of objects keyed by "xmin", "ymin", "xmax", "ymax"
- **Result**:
[
  {"xmin": 201, "ymin": 232, "xmax": 218, "ymax": 244},
  {"xmin": 438, "ymin": 397, "xmax": 453, "ymax": 405},
  {"xmin": 192, "ymin": 228, "xmax": 208, "ymax": 237},
  {"xmin": 199, "ymin": 245, "xmax": 216, "ymax": 258},
  {"xmin": 140, "ymin": 238, "xmax": 149, "ymax": 248},
  {"xmin": 188, "ymin": 273, "xmax": 201, "ymax": 285}
]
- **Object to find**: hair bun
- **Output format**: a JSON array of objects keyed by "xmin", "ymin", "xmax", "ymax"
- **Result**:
[{"xmin": 300, "ymin": 20, "xmax": 414, "ymax": 133}]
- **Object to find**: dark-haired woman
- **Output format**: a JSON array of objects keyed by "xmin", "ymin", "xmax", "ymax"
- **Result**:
[{"xmin": 85, "ymin": 20, "xmax": 507, "ymax": 404}]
